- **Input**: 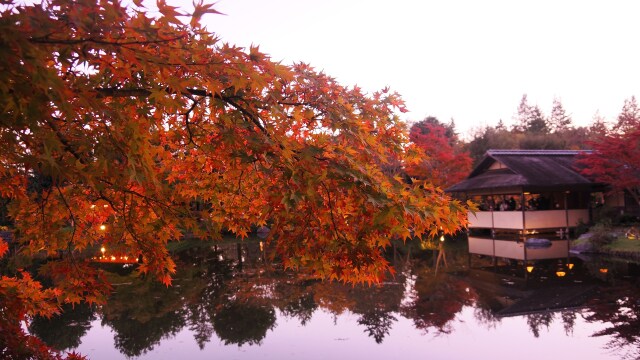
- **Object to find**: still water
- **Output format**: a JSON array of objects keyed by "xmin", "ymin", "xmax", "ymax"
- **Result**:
[{"xmin": 30, "ymin": 240, "xmax": 640, "ymax": 360}]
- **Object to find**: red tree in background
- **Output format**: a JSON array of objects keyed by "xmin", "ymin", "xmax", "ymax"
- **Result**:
[
  {"xmin": 405, "ymin": 118, "xmax": 472, "ymax": 189},
  {"xmin": 578, "ymin": 128, "xmax": 640, "ymax": 206}
]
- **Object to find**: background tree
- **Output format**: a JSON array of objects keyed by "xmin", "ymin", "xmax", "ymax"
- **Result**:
[
  {"xmin": 405, "ymin": 117, "xmax": 472, "ymax": 188},
  {"xmin": 614, "ymin": 96, "xmax": 640, "ymax": 134},
  {"xmin": 548, "ymin": 97, "xmax": 573, "ymax": 133},
  {"xmin": 0, "ymin": 0, "xmax": 469, "ymax": 356},
  {"xmin": 526, "ymin": 105, "xmax": 549, "ymax": 134},
  {"xmin": 589, "ymin": 111, "xmax": 610, "ymax": 137},
  {"xmin": 512, "ymin": 94, "xmax": 549, "ymax": 134}
]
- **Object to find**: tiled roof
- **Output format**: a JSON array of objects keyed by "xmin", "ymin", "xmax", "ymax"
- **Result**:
[{"xmin": 446, "ymin": 149, "xmax": 600, "ymax": 192}]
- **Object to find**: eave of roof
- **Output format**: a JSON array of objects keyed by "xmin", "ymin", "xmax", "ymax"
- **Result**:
[{"xmin": 446, "ymin": 149, "xmax": 598, "ymax": 193}]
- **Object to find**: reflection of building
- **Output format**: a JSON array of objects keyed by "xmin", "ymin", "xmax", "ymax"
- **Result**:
[{"xmin": 446, "ymin": 150, "xmax": 606, "ymax": 264}]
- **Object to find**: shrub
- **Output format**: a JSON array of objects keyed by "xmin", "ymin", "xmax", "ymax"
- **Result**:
[{"xmin": 589, "ymin": 223, "xmax": 616, "ymax": 250}]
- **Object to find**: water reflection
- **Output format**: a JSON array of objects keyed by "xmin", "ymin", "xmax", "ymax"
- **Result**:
[{"xmin": 29, "ymin": 239, "xmax": 640, "ymax": 359}]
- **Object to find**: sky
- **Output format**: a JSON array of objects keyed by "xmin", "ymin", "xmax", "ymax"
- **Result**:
[{"xmin": 199, "ymin": 0, "xmax": 640, "ymax": 136}]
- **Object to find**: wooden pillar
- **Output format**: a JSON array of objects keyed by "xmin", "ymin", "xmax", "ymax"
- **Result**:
[
  {"xmin": 490, "ymin": 193, "xmax": 496, "ymax": 268},
  {"xmin": 521, "ymin": 189, "xmax": 527, "ymax": 275},
  {"xmin": 564, "ymin": 191, "xmax": 570, "ymax": 261}
]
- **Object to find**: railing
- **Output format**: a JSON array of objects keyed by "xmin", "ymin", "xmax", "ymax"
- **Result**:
[{"xmin": 468, "ymin": 209, "xmax": 589, "ymax": 229}]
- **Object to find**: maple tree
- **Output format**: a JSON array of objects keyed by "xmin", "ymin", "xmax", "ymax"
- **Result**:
[
  {"xmin": 405, "ymin": 118, "xmax": 472, "ymax": 188},
  {"xmin": 577, "ymin": 127, "xmax": 640, "ymax": 207},
  {"xmin": 0, "ymin": 0, "xmax": 469, "ymax": 356}
]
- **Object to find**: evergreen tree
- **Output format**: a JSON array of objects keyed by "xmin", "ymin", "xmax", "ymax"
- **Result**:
[
  {"xmin": 589, "ymin": 111, "xmax": 609, "ymax": 137},
  {"xmin": 549, "ymin": 97, "xmax": 572, "ymax": 133},
  {"xmin": 527, "ymin": 105, "xmax": 549, "ymax": 134},
  {"xmin": 614, "ymin": 96, "xmax": 640, "ymax": 134},
  {"xmin": 513, "ymin": 94, "xmax": 531, "ymax": 132},
  {"xmin": 512, "ymin": 94, "xmax": 549, "ymax": 133}
]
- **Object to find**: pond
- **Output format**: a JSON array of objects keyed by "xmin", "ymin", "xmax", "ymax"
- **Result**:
[{"xmin": 29, "ymin": 239, "xmax": 640, "ymax": 360}]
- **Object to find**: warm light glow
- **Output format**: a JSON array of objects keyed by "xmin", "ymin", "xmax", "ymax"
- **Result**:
[
  {"xmin": 110, "ymin": 255, "xmax": 116, "ymax": 261},
  {"xmin": 556, "ymin": 271, "xmax": 566, "ymax": 277},
  {"xmin": 526, "ymin": 266, "xmax": 534, "ymax": 273},
  {"xmin": 90, "ymin": 204, "xmax": 96, "ymax": 209},
  {"xmin": 567, "ymin": 263, "xmax": 574, "ymax": 270},
  {"xmin": 99, "ymin": 224, "xmax": 106, "ymax": 231},
  {"xmin": 103, "ymin": 204, "xmax": 109, "ymax": 208},
  {"xmin": 599, "ymin": 268, "xmax": 608, "ymax": 274},
  {"xmin": 439, "ymin": 235, "xmax": 445, "ymax": 242},
  {"xmin": 259, "ymin": 241, "xmax": 264, "ymax": 251},
  {"xmin": 100, "ymin": 246, "xmax": 106, "ymax": 254}
]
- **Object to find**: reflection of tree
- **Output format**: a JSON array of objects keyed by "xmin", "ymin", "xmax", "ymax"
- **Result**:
[
  {"xmin": 182, "ymin": 247, "xmax": 236, "ymax": 348},
  {"xmin": 350, "ymin": 280, "xmax": 403, "ymax": 344},
  {"xmin": 101, "ymin": 277, "xmax": 189, "ymax": 357},
  {"xmin": 401, "ymin": 272, "xmax": 476, "ymax": 335},
  {"xmin": 473, "ymin": 306, "xmax": 501, "ymax": 330},
  {"xmin": 357, "ymin": 309, "xmax": 397, "ymax": 344},
  {"xmin": 28, "ymin": 302, "xmax": 96, "ymax": 351},
  {"xmin": 212, "ymin": 300, "xmax": 276, "ymax": 346},
  {"xmin": 584, "ymin": 286, "xmax": 640, "ymax": 360},
  {"xmin": 99, "ymin": 245, "xmax": 235, "ymax": 356},
  {"xmin": 187, "ymin": 302, "xmax": 215, "ymax": 350},
  {"xmin": 561, "ymin": 311, "xmax": 576, "ymax": 335},
  {"xmin": 280, "ymin": 291, "xmax": 317, "ymax": 326},
  {"xmin": 525, "ymin": 313, "xmax": 553, "ymax": 338}
]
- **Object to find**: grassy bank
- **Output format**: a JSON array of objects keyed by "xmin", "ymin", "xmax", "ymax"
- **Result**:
[
  {"xmin": 573, "ymin": 225, "xmax": 640, "ymax": 260},
  {"xmin": 602, "ymin": 235, "xmax": 640, "ymax": 259}
]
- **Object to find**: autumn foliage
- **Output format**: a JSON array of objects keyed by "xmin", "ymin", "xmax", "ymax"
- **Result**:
[
  {"xmin": 405, "ymin": 119, "xmax": 472, "ymax": 188},
  {"xmin": 577, "ymin": 128, "xmax": 640, "ymax": 206},
  {"xmin": 0, "ymin": 0, "xmax": 469, "ymax": 356}
]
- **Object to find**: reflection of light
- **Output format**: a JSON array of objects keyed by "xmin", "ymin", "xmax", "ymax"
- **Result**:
[
  {"xmin": 526, "ymin": 266, "xmax": 534, "ymax": 273},
  {"xmin": 567, "ymin": 263, "xmax": 574, "ymax": 270},
  {"xmin": 99, "ymin": 224, "xmax": 106, "ymax": 231},
  {"xmin": 101, "ymin": 246, "xmax": 106, "ymax": 254},
  {"xmin": 103, "ymin": 204, "xmax": 109, "ymax": 208},
  {"xmin": 465, "ymin": 287, "xmax": 470, "ymax": 293},
  {"xmin": 218, "ymin": 255, "xmax": 223, "ymax": 261},
  {"xmin": 259, "ymin": 241, "xmax": 264, "ymax": 251},
  {"xmin": 556, "ymin": 271, "xmax": 566, "ymax": 277},
  {"xmin": 599, "ymin": 268, "xmax": 608, "ymax": 274},
  {"xmin": 90, "ymin": 204, "xmax": 96, "ymax": 209}
]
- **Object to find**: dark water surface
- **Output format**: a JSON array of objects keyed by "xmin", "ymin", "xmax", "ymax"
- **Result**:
[{"xmin": 30, "ymin": 240, "xmax": 640, "ymax": 360}]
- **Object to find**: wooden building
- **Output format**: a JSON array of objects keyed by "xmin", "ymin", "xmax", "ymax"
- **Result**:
[{"xmin": 446, "ymin": 149, "xmax": 606, "ymax": 264}]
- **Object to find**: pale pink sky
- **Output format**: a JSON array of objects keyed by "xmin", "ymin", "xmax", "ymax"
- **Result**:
[{"xmin": 193, "ymin": 0, "xmax": 640, "ymax": 135}]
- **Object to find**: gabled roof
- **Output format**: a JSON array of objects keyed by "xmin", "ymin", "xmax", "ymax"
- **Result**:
[{"xmin": 446, "ymin": 149, "xmax": 597, "ymax": 193}]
